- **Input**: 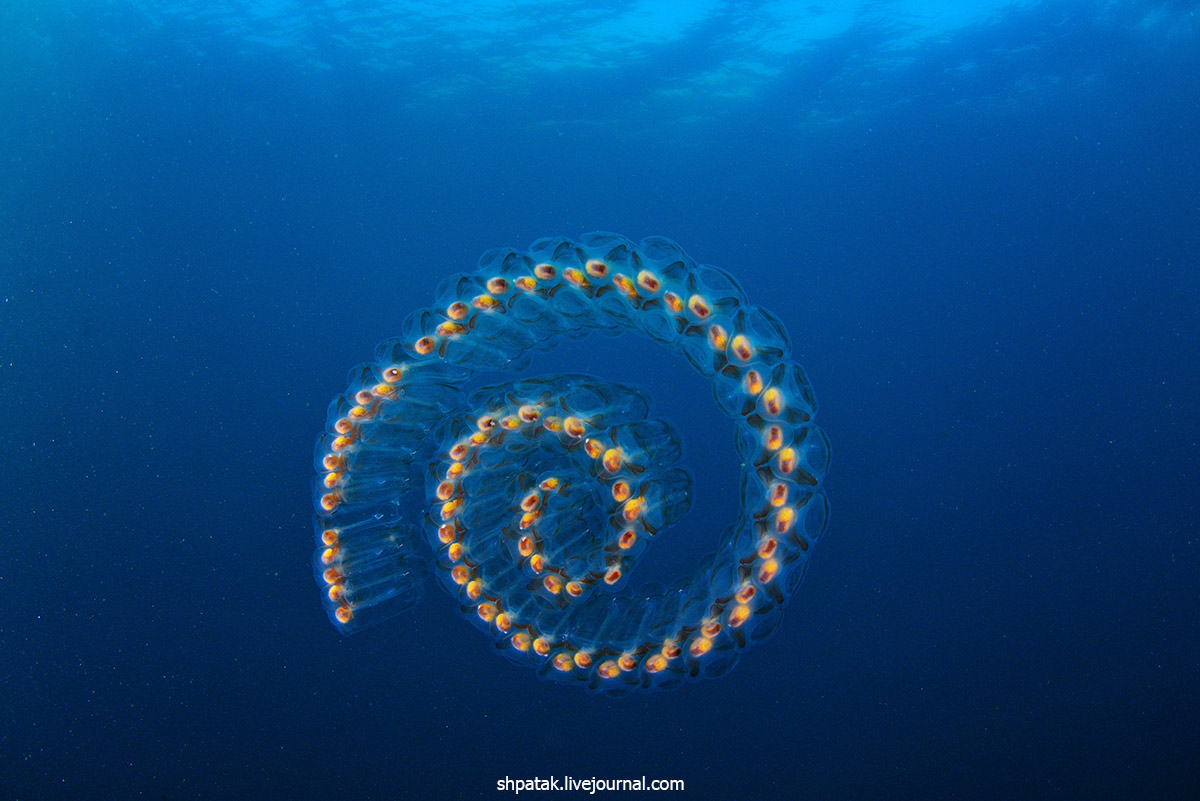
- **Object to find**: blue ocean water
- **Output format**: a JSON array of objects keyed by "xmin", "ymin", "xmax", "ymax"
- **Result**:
[{"xmin": 1, "ymin": 1, "xmax": 1197, "ymax": 799}]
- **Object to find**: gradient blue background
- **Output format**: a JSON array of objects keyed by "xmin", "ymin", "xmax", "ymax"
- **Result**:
[{"xmin": 2, "ymin": 1, "xmax": 1197, "ymax": 799}]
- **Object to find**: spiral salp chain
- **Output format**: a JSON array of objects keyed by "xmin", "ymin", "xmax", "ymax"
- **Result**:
[{"xmin": 313, "ymin": 233, "xmax": 830, "ymax": 694}]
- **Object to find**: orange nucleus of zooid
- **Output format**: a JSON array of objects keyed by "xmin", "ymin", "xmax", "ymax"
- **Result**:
[
  {"xmin": 636, "ymin": 270, "xmax": 661, "ymax": 292},
  {"xmin": 776, "ymin": 447, "xmax": 797, "ymax": 474},
  {"xmin": 553, "ymin": 653, "xmax": 574, "ymax": 672},
  {"xmin": 473, "ymin": 294, "xmax": 501, "ymax": 311},
  {"xmin": 450, "ymin": 565, "xmax": 471, "ymax": 584},
  {"xmin": 585, "ymin": 259, "xmax": 609, "ymax": 278},
  {"xmin": 689, "ymin": 637, "xmax": 713, "ymax": 657},
  {"xmin": 611, "ymin": 481, "xmax": 631, "ymax": 503},
  {"xmin": 543, "ymin": 574, "xmax": 563, "ymax": 594},
  {"xmin": 622, "ymin": 497, "xmax": 645, "ymax": 521},
  {"xmin": 563, "ymin": 267, "xmax": 588, "ymax": 287},
  {"xmin": 486, "ymin": 277, "xmax": 508, "ymax": 295},
  {"xmin": 765, "ymin": 425, "xmax": 784, "ymax": 451},
  {"xmin": 597, "ymin": 660, "xmax": 620, "ymax": 679},
  {"xmin": 602, "ymin": 448, "xmax": 623, "ymax": 473},
  {"xmin": 335, "ymin": 606, "xmax": 354, "ymax": 624},
  {"xmin": 774, "ymin": 506, "xmax": 796, "ymax": 533},
  {"xmin": 730, "ymin": 334, "xmax": 753, "ymax": 362},
  {"xmin": 744, "ymin": 368, "xmax": 765, "ymax": 394},
  {"xmin": 534, "ymin": 263, "xmax": 556, "ymax": 280},
  {"xmin": 761, "ymin": 388, "xmax": 784, "ymax": 417},
  {"xmin": 728, "ymin": 604, "xmax": 752, "ymax": 628},
  {"xmin": 757, "ymin": 559, "xmax": 780, "ymax": 584}
]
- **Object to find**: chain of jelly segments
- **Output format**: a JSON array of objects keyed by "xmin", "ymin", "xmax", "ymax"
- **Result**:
[{"xmin": 312, "ymin": 233, "xmax": 830, "ymax": 694}]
